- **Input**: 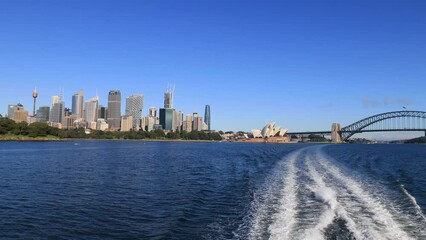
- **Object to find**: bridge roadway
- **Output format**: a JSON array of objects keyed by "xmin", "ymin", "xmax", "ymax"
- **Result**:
[
  {"xmin": 288, "ymin": 129, "xmax": 426, "ymax": 136},
  {"xmin": 286, "ymin": 111, "xmax": 426, "ymax": 142}
]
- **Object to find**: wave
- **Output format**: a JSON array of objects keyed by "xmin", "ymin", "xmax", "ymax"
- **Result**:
[{"xmin": 244, "ymin": 145, "xmax": 426, "ymax": 240}]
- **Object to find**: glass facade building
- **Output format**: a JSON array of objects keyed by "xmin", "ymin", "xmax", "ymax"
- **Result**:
[
  {"xmin": 204, "ymin": 105, "xmax": 210, "ymax": 130},
  {"xmin": 72, "ymin": 90, "xmax": 84, "ymax": 118},
  {"xmin": 159, "ymin": 108, "xmax": 174, "ymax": 131},
  {"xmin": 125, "ymin": 94, "xmax": 144, "ymax": 129}
]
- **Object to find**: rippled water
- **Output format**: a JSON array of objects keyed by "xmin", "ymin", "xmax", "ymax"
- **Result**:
[{"xmin": 0, "ymin": 141, "xmax": 425, "ymax": 239}]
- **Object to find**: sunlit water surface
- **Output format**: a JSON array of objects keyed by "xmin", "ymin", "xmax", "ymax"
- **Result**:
[{"xmin": 1, "ymin": 141, "xmax": 425, "ymax": 239}]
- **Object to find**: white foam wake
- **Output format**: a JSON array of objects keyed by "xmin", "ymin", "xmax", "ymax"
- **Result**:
[
  {"xmin": 303, "ymin": 154, "xmax": 366, "ymax": 240},
  {"xmin": 316, "ymin": 148, "xmax": 413, "ymax": 240},
  {"xmin": 400, "ymin": 184, "xmax": 426, "ymax": 221},
  {"xmin": 268, "ymin": 150, "xmax": 301, "ymax": 240}
]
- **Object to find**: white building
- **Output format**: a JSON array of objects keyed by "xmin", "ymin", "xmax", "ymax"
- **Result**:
[
  {"xmin": 96, "ymin": 119, "xmax": 108, "ymax": 131},
  {"xmin": 84, "ymin": 96, "xmax": 99, "ymax": 129}
]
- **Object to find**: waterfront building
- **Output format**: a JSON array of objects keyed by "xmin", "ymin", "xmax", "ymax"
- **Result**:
[
  {"xmin": 251, "ymin": 122, "xmax": 288, "ymax": 138},
  {"xmin": 62, "ymin": 115, "xmax": 78, "ymax": 129},
  {"xmin": 140, "ymin": 117, "xmax": 146, "ymax": 131},
  {"xmin": 50, "ymin": 100, "xmax": 65, "ymax": 124},
  {"xmin": 196, "ymin": 116, "xmax": 203, "ymax": 131},
  {"xmin": 51, "ymin": 96, "xmax": 60, "ymax": 108},
  {"xmin": 149, "ymin": 107, "xmax": 156, "ymax": 117},
  {"xmin": 120, "ymin": 115, "xmax": 133, "ymax": 132},
  {"xmin": 96, "ymin": 119, "xmax": 108, "ymax": 131},
  {"xmin": 14, "ymin": 108, "xmax": 29, "ymax": 123},
  {"xmin": 84, "ymin": 96, "xmax": 99, "ymax": 129},
  {"xmin": 204, "ymin": 105, "xmax": 210, "ymax": 130},
  {"xmin": 192, "ymin": 113, "xmax": 203, "ymax": 131},
  {"xmin": 125, "ymin": 94, "xmax": 144, "ymax": 129},
  {"xmin": 145, "ymin": 116, "xmax": 157, "ymax": 131},
  {"xmin": 27, "ymin": 116, "xmax": 37, "ymax": 124},
  {"xmin": 72, "ymin": 90, "xmax": 84, "ymax": 119},
  {"xmin": 64, "ymin": 108, "xmax": 72, "ymax": 117},
  {"xmin": 98, "ymin": 105, "xmax": 107, "ymax": 119},
  {"xmin": 173, "ymin": 111, "xmax": 183, "ymax": 131},
  {"xmin": 7, "ymin": 104, "xmax": 22, "ymax": 120},
  {"xmin": 107, "ymin": 90, "xmax": 121, "ymax": 130},
  {"xmin": 159, "ymin": 108, "xmax": 174, "ymax": 131},
  {"xmin": 36, "ymin": 106, "xmax": 50, "ymax": 122},
  {"xmin": 182, "ymin": 114, "xmax": 192, "ymax": 132}
]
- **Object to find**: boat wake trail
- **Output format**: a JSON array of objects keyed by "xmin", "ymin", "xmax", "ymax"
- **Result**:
[{"xmin": 245, "ymin": 146, "xmax": 426, "ymax": 240}]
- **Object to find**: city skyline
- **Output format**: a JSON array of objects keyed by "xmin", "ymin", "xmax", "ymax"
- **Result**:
[{"xmin": 1, "ymin": 0, "xmax": 426, "ymax": 138}]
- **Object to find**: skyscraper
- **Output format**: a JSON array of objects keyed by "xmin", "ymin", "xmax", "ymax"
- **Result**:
[
  {"xmin": 84, "ymin": 96, "xmax": 99, "ymax": 126},
  {"xmin": 159, "ymin": 108, "xmax": 174, "ymax": 131},
  {"xmin": 98, "ymin": 105, "xmax": 107, "ymax": 119},
  {"xmin": 7, "ymin": 104, "xmax": 20, "ymax": 119},
  {"xmin": 159, "ymin": 85, "xmax": 175, "ymax": 131},
  {"xmin": 164, "ymin": 84, "xmax": 174, "ymax": 108},
  {"xmin": 204, "ymin": 105, "xmax": 210, "ymax": 130},
  {"xmin": 107, "ymin": 90, "xmax": 121, "ymax": 130},
  {"xmin": 125, "ymin": 94, "xmax": 144, "ymax": 129},
  {"xmin": 149, "ymin": 107, "xmax": 156, "ymax": 117},
  {"xmin": 36, "ymin": 106, "xmax": 50, "ymax": 122},
  {"xmin": 50, "ymin": 100, "xmax": 65, "ymax": 124},
  {"xmin": 51, "ymin": 96, "xmax": 60, "ymax": 108},
  {"xmin": 183, "ymin": 114, "xmax": 192, "ymax": 132},
  {"xmin": 72, "ymin": 90, "xmax": 84, "ymax": 119}
]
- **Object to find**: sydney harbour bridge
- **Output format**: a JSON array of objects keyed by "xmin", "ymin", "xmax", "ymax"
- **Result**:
[{"xmin": 287, "ymin": 110, "xmax": 426, "ymax": 143}]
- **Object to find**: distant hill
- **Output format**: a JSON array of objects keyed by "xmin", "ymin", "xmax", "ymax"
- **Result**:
[{"xmin": 404, "ymin": 137, "xmax": 426, "ymax": 144}]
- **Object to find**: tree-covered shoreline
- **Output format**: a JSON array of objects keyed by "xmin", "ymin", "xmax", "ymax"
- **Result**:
[{"xmin": 0, "ymin": 118, "xmax": 222, "ymax": 141}]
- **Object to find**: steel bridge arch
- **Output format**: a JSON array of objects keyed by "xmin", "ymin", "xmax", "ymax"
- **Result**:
[{"xmin": 341, "ymin": 111, "xmax": 426, "ymax": 141}]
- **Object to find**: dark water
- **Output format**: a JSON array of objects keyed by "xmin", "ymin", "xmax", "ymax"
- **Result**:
[{"xmin": 0, "ymin": 141, "xmax": 425, "ymax": 239}]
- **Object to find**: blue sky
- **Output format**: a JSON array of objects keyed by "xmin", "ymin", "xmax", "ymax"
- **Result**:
[{"xmin": 1, "ymin": 0, "xmax": 425, "ymax": 137}]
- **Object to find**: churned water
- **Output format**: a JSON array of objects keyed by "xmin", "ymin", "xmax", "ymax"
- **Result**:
[{"xmin": 0, "ymin": 141, "xmax": 425, "ymax": 239}]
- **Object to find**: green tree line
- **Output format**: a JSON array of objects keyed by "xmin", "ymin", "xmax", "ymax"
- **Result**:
[{"xmin": 0, "ymin": 118, "xmax": 222, "ymax": 141}]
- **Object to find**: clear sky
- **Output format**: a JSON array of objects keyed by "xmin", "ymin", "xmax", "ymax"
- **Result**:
[{"xmin": 1, "ymin": 0, "xmax": 425, "ymax": 138}]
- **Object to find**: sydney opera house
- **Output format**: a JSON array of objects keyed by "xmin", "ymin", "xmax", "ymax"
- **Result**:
[{"xmin": 251, "ymin": 122, "xmax": 288, "ymax": 138}]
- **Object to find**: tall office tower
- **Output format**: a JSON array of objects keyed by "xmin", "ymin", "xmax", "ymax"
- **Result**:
[
  {"xmin": 50, "ymin": 100, "xmax": 65, "ymax": 124},
  {"xmin": 159, "ymin": 108, "xmax": 174, "ymax": 131},
  {"xmin": 32, "ymin": 87, "xmax": 38, "ymax": 117},
  {"xmin": 98, "ymin": 105, "xmax": 107, "ymax": 119},
  {"xmin": 146, "ymin": 116, "xmax": 156, "ymax": 132},
  {"xmin": 107, "ymin": 90, "xmax": 121, "ymax": 130},
  {"xmin": 12, "ymin": 104, "xmax": 28, "ymax": 123},
  {"xmin": 173, "ymin": 111, "xmax": 183, "ymax": 131},
  {"xmin": 125, "ymin": 94, "xmax": 144, "ymax": 129},
  {"xmin": 149, "ymin": 107, "xmax": 156, "ymax": 117},
  {"xmin": 160, "ymin": 109, "xmax": 173, "ymax": 131},
  {"xmin": 72, "ymin": 90, "xmax": 84, "ymax": 119},
  {"xmin": 120, "ymin": 115, "xmax": 133, "ymax": 132},
  {"xmin": 7, "ymin": 104, "xmax": 21, "ymax": 119},
  {"xmin": 182, "ymin": 114, "xmax": 192, "ymax": 132},
  {"xmin": 192, "ymin": 113, "xmax": 204, "ymax": 131},
  {"xmin": 164, "ymin": 84, "xmax": 174, "ymax": 108},
  {"xmin": 164, "ymin": 92, "xmax": 172, "ymax": 108},
  {"xmin": 204, "ymin": 105, "xmax": 211, "ymax": 130},
  {"xmin": 64, "ymin": 108, "xmax": 72, "ymax": 117},
  {"xmin": 192, "ymin": 113, "xmax": 198, "ymax": 131},
  {"xmin": 84, "ymin": 96, "xmax": 99, "ymax": 127},
  {"xmin": 36, "ymin": 106, "xmax": 50, "ymax": 122},
  {"xmin": 51, "ymin": 96, "xmax": 60, "ymax": 108}
]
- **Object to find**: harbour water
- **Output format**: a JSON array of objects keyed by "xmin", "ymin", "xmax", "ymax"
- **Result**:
[{"xmin": 0, "ymin": 141, "xmax": 425, "ymax": 239}]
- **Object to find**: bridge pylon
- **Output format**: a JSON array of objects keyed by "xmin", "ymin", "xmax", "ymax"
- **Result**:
[{"xmin": 331, "ymin": 123, "xmax": 342, "ymax": 143}]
